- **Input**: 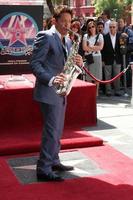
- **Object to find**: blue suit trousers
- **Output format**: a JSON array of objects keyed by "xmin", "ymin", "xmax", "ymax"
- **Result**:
[{"xmin": 37, "ymin": 98, "xmax": 67, "ymax": 174}]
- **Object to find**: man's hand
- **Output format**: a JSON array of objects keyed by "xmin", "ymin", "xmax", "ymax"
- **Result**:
[
  {"xmin": 52, "ymin": 54, "xmax": 83, "ymax": 87},
  {"xmin": 121, "ymin": 32, "xmax": 128, "ymax": 38},
  {"xmin": 52, "ymin": 73, "xmax": 67, "ymax": 86}
]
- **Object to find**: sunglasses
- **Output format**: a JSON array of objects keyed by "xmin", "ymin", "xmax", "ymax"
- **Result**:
[
  {"xmin": 88, "ymin": 26, "xmax": 95, "ymax": 29},
  {"xmin": 109, "ymin": 26, "xmax": 116, "ymax": 28}
]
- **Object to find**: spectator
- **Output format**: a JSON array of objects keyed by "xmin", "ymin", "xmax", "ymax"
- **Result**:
[
  {"xmin": 118, "ymin": 18, "xmax": 133, "ymax": 87},
  {"xmin": 97, "ymin": 16, "xmax": 104, "ymax": 23},
  {"xmin": 97, "ymin": 21, "xmax": 105, "ymax": 94},
  {"xmin": 101, "ymin": 9, "xmax": 111, "ymax": 35},
  {"xmin": 102, "ymin": 21, "xmax": 122, "ymax": 96},
  {"xmin": 69, "ymin": 20, "xmax": 81, "ymax": 43},
  {"xmin": 118, "ymin": 18, "xmax": 133, "ymax": 60},
  {"xmin": 97, "ymin": 21, "xmax": 104, "ymax": 34},
  {"xmin": 78, "ymin": 15, "xmax": 85, "ymax": 28},
  {"xmin": 81, "ymin": 17, "xmax": 95, "ymax": 35},
  {"xmin": 82, "ymin": 21, "xmax": 104, "ymax": 96},
  {"xmin": 128, "ymin": 24, "xmax": 133, "ymax": 31},
  {"xmin": 43, "ymin": 19, "xmax": 47, "ymax": 30},
  {"xmin": 45, "ymin": 17, "xmax": 56, "ymax": 30},
  {"xmin": 68, "ymin": 20, "xmax": 85, "ymax": 80}
]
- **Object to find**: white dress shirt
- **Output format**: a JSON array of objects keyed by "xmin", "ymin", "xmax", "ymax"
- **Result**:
[
  {"xmin": 110, "ymin": 33, "xmax": 116, "ymax": 49},
  {"xmin": 103, "ymin": 19, "xmax": 111, "ymax": 35}
]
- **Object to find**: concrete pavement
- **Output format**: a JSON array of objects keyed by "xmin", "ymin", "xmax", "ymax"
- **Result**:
[{"xmin": 85, "ymin": 87, "xmax": 133, "ymax": 159}]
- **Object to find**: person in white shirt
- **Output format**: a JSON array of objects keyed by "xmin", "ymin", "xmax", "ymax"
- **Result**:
[
  {"xmin": 101, "ymin": 9, "xmax": 111, "ymax": 35},
  {"xmin": 82, "ymin": 21, "xmax": 104, "ymax": 96}
]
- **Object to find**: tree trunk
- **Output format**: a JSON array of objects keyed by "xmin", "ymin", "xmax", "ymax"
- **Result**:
[
  {"xmin": 46, "ymin": 0, "xmax": 55, "ymax": 15},
  {"xmin": 63, "ymin": 0, "xmax": 69, "ymax": 5}
]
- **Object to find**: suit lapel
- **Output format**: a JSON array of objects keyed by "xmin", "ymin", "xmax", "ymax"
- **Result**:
[
  {"xmin": 114, "ymin": 33, "xmax": 118, "ymax": 50},
  {"xmin": 53, "ymin": 33, "xmax": 66, "ymax": 64},
  {"xmin": 65, "ymin": 37, "xmax": 72, "ymax": 55},
  {"xmin": 53, "ymin": 33, "xmax": 63, "ymax": 53},
  {"xmin": 51, "ymin": 27, "xmax": 71, "ymax": 63},
  {"xmin": 108, "ymin": 34, "xmax": 114, "ymax": 50}
]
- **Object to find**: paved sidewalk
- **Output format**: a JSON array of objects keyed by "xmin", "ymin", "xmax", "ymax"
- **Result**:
[{"xmin": 85, "ymin": 88, "xmax": 133, "ymax": 159}]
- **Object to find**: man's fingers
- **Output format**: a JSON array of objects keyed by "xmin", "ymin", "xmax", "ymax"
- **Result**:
[{"xmin": 53, "ymin": 73, "xmax": 67, "ymax": 85}]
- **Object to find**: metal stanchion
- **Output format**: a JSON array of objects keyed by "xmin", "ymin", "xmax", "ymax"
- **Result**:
[
  {"xmin": 119, "ymin": 33, "xmax": 129, "ymax": 97},
  {"xmin": 82, "ymin": 62, "xmax": 86, "ymax": 81},
  {"xmin": 130, "ymin": 62, "xmax": 133, "ymax": 106},
  {"xmin": 125, "ymin": 62, "xmax": 133, "ymax": 108},
  {"xmin": 123, "ymin": 54, "xmax": 129, "ymax": 97}
]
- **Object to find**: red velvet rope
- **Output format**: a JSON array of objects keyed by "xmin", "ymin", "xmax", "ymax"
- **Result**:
[{"xmin": 82, "ymin": 65, "xmax": 129, "ymax": 84}]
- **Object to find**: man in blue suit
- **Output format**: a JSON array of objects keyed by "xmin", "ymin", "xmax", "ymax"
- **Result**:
[{"xmin": 30, "ymin": 5, "xmax": 83, "ymax": 182}]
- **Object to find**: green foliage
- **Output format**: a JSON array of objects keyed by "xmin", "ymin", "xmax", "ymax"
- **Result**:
[
  {"xmin": 51, "ymin": 0, "xmax": 66, "ymax": 5},
  {"xmin": 94, "ymin": 0, "xmax": 132, "ymax": 20}
]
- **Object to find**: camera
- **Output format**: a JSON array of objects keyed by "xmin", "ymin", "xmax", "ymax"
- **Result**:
[{"xmin": 119, "ymin": 33, "xmax": 128, "ymax": 54}]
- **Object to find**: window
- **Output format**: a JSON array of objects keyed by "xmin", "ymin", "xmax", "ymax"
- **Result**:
[{"xmin": 85, "ymin": 0, "xmax": 91, "ymax": 6}]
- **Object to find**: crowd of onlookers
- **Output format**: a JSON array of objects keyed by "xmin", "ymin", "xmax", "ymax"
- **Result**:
[{"xmin": 43, "ymin": 9, "xmax": 133, "ymax": 97}]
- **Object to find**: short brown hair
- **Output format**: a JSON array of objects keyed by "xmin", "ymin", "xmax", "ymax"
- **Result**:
[
  {"xmin": 71, "ymin": 21, "xmax": 81, "ymax": 33},
  {"xmin": 53, "ymin": 5, "xmax": 73, "ymax": 20}
]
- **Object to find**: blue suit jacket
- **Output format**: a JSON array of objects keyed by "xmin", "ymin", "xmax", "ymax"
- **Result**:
[{"xmin": 30, "ymin": 26, "xmax": 72, "ymax": 105}]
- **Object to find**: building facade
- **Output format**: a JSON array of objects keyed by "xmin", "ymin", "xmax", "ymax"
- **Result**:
[
  {"xmin": 69, "ymin": 0, "xmax": 95, "ymax": 17},
  {"xmin": 45, "ymin": 0, "xmax": 95, "ymax": 18},
  {"xmin": 0, "ymin": 0, "xmax": 95, "ymax": 18}
]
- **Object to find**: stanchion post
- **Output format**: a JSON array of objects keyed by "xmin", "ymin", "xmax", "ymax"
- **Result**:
[
  {"xmin": 123, "ymin": 54, "xmax": 129, "ymax": 96},
  {"xmin": 119, "ymin": 33, "xmax": 129, "ymax": 97},
  {"xmin": 130, "ymin": 62, "xmax": 133, "ymax": 106}
]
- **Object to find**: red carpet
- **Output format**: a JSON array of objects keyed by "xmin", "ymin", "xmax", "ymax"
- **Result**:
[
  {"xmin": 0, "ymin": 74, "xmax": 100, "ymax": 155},
  {"xmin": 1, "ymin": 145, "xmax": 133, "ymax": 200},
  {"xmin": 0, "ymin": 127, "xmax": 103, "ymax": 155}
]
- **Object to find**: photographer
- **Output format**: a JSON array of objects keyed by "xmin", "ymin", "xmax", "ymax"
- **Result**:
[{"xmin": 118, "ymin": 18, "xmax": 133, "ymax": 87}]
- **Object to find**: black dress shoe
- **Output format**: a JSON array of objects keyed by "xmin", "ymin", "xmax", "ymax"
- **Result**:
[
  {"xmin": 37, "ymin": 172, "xmax": 64, "ymax": 182},
  {"xmin": 52, "ymin": 164, "xmax": 74, "ymax": 171}
]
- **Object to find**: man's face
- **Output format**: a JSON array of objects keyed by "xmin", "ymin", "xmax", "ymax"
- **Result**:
[
  {"xmin": 101, "ymin": 13, "xmax": 106, "ymax": 21},
  {"xmin": 109, "ymin": 23, "xmax": 117, "ymax": 35},
  {"xmin": 55, "ymin": 13, "xmax": 72, "ymax": 36},
  {"xmin": 97, "ymin": 25, "xmax": 104, "ymax": 33},
  {"xmin": 79, "ymin": 16, "xmax": 84, "ymax": 25},
  {"xmin": 118, "ymin": 19, "xmax": 125, "ymax": 29}
]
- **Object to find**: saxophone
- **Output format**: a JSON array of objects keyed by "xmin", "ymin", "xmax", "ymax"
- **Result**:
[{"xmin": 54, "ymin": 30, "xmax": 82, "ymax": 96}]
